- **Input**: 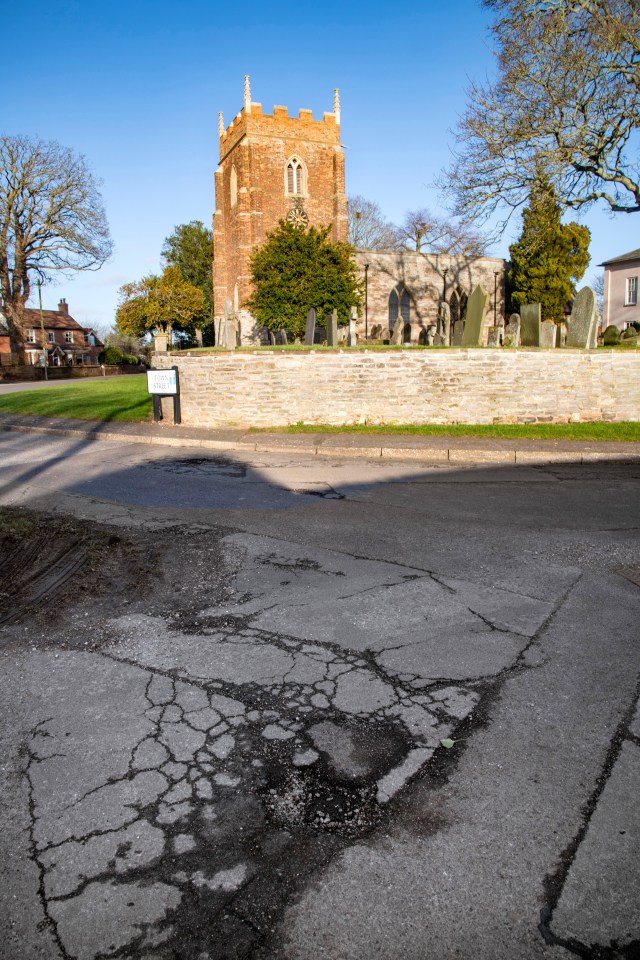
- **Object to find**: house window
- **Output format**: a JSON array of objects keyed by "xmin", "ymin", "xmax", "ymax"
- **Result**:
[
  {"xmin": 625, "ymin": 276, "xmax": 638, "ymax": 306},
  {"xmin": 47, "ymin": 331, "xmax": 55, "ymax": 342},
  {"xmin": 285, "ymin": 157, "xmax": 306, "ymax": 196},
  {"xmin": 65, "ymin": 331, "xmax": 74, "ymax": 343},
  {"xmin": 26, "ymin": 329, "xmax": 36, "ymax": 343}
]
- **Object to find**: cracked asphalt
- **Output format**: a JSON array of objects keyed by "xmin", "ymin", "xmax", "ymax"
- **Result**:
[{"xmin": 0, "ymin": 428, "xmax": 638, "ymax": 960}]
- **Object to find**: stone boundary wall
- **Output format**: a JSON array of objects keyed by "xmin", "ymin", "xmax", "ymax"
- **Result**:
[{"xmin": 153, "ymin": 350, "xmax": 640, "ymax": 427}]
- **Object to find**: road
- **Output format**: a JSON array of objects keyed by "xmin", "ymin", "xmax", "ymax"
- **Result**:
[{"xmin": 0, "ymin": 428, "xmax": 638, "ymax": 960}]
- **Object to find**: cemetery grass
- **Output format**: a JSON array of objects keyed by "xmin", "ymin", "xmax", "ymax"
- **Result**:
[{"xmin": 0, "ymin": 377, "xmax": 153, "ymax": 421}]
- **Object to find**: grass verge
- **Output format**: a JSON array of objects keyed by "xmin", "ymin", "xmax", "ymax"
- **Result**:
[
  {"xmin": 0, "ymin": 376, "xmax": 153, "ymax": 422},
  {"xmin": 255, "ymin": 422, "xmax": 640, "ymax": 441}
]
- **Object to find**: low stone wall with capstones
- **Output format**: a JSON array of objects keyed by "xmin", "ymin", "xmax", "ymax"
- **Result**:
[{"xmin": 153, "ymin": 349, "xmax": 640, "ymax": 428}]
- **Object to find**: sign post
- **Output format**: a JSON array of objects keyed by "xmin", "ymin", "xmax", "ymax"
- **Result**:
[{"xmin": 146, "ymin": 366, "xmax": 181, "ymax": 424}]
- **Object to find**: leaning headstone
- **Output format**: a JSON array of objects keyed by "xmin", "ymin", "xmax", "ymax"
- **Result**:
[
  {"xmin": 486, "ymin": 326, "xmax": 502, "ymax": 347},
  {"xmin": 391, "ymin": 319, "xmax": 404, "ymax": 345},
  {"xmin": 452, "ymin": 320, "xmax": 464, "ymax": 346},
  {"xmin": 304, "ymin": 308, "xmax": 316, "ymax": 346},
  {"xmin": 540, "ymin": 321, "xmax": 557, "ymax": 349},
  {"xmin": 269, "ymin": 331, "xmax": 276, "ymax": 346},
  {"xmin": 348, "ymin": 306, "xmax": 358, "ymax": 347},
  {"xmin": 566, "ymin": 287, "xmax": 597, "ymax": 348},
  {"xmin": 461, "ymin": 285, "xmax": 489, "ymax": 347},
  {"xmin": 379, "ymin": 326, "xmax": 390, "ymax": 341},
  {"xmin": 504, "ymin": 314, "xmax": 521, "ymax": 348},
  {"xmin": 520, "ymin": 303, "xmax": 541, "ymax": 346},
  {"xmin": 280, "ymin": 329, "xmax": 288, "ymax": 345},
  {"xmin": 371, "ymin": 324, "xmax": 381, "ymax": 340},
  {"xmin": 437, "ymin": 300, "xmax": 451, "ymax": 345},
  {"xmin": 327, "ymin": 310, "xmax": 339, "ymax": 347}
]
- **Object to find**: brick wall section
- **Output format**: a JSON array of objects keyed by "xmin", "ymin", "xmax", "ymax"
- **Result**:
[{"xmin": 154, "ymin": 350, "xmax": 640, "ymax": 427}]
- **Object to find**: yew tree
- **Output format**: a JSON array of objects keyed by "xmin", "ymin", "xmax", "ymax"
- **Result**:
[
  {"xmin": 245, "ymin": 221, "xmax": 362, "ymax": 337},
  {"xmin": 0, "ymin": 135, "xmax": 112, "ymax": 359},
  {"xmin": 508, "ymin": 178, "xmax": 591, "ymax": 320}
]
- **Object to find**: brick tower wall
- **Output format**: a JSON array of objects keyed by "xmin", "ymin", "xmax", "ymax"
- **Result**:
[{"xmin": 213, "ymin": 96, "xmax": 347, "ymax": 320}]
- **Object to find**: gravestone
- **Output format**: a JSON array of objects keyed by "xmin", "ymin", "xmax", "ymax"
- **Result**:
[
  {"xmin": 557, "ymin": 322, "xmax": 567, "ymax": 347},
  {"xmin": 269, "ymin": 332, "xmax": 276, "ymax": 346},
  {"xmin": 504, "ymin": 314, "xmax": 521, "ymax": 348},
  {"xmin": 304, "ymin": 308, "xmax": 316, "ymax": 346},
  {"xmin": 437, "ymin": 300, "xmax": 451, "ymax": 345},
  {"xmin": 540, "ymin": 321, "xmax": 557, "ymax": 349},
  {"xmin": 219, "ymin": 299, "xmax": 234, "ymax": 348},
  {"xmin": 486, "ymin": 326, "xmax": 502, "ymax": 347},
  {"xmin": 280, "ymin": 329, "xmax": 288, "ymax": 345},
  {"xmin": 327, "ymin": 310, "xmax": 338, "ymax": 347},
  {"xmin": 379, "ymin": 326, "xmax": 390, "ymax": 341},
  {"xmin": 390, "ymin": 319, "xmax": 404, "ymax": 345},
  {"xmin": 452, "ymin": 320, "xmax": 464, "ymax": 346},
  {"xmin": 348, "ymin": 307, "xmax": 358, "ymax": 347},
  {"xmin": 426, "ymin": 324, "xmax": 437, "ymax": 346},
  {"xmin": 566, "ymin": 287, "xmax": 597, "ymax": 348},
  {"xmin": 371, "ymin": 324, "xmax": 382, "ymax": 339},
  {"xmin": 461, "ymin": 285, "xmax": 489, "ymax": 347},
  {"xmin": 520, "ymin": 304, "xmax": 541, "ymax": 347}
]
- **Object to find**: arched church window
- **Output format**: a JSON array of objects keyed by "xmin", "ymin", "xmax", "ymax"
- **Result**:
[
  {"xmin": 400, "ymin": 289, "xmax": 411, "ymax": 324},
  {"xmin": 285, "ymin": 157, "xmax": 306, "ymax": 196},
  {"xmin": 230, "ymin": 165, "xmax": 238, "ymax": 208},
  {"xmin": 449, "ymin": 290, "xmax": 460, "ymax": 326},
  {"xmin": 388, "ymin": 289, "xmax": 399, "ymax": 327},
  {"xmin": 459, "ymin": 290, "xmax": 468, "ymax": 322},
  {"xmin": 389, "ymin": 285, "xmax": 411, "ymax": 329}
]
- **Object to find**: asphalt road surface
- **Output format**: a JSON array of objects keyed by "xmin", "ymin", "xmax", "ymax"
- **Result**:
[{"xmin": 0, "ymin": 429, "xmax": 638, "ymax": 960}]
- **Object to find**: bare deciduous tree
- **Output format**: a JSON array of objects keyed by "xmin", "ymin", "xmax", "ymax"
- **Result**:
[
  {"xmin": 0, "ymin": 135, "xmax": 112, "ymax": 359},
  {"xmin": 347, "ymin": 195, "xmax": 401, "ymax": 250},
  {"xmin": 441, "ymin": 0, "xmax": 640, "ymax": 230},
  {"xmin": 398, "ymin": 208, "xmax": 489, "ymax": 256}
]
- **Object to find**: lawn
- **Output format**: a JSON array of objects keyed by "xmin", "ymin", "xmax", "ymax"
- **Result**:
[{"xmin": 0, "ymin": 376, "xmax": 153, "ymax": 422}]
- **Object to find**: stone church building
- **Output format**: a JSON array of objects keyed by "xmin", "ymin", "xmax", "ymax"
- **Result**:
[{"xmin": 212, "ymin": 80, "xmax": 505, "ymax": 343}]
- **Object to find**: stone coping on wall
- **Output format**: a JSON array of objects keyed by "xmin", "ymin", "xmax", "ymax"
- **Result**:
[{"xmin": 153, "ymin": 348, "xmax": 640, "ymax": 428}]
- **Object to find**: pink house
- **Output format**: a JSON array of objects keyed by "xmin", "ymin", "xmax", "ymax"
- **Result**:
[{"xmin": 601, "ymin": 248, "xmax": 640, "ymax": 330}]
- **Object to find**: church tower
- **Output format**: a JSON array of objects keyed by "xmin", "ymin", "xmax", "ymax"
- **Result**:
[{"xmin": 212, "ymin": 78, "xmax": 348, "ymax": 325}]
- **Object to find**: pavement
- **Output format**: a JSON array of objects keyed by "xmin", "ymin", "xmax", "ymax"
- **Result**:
[
  {"xmin": 1, "ymin": 410, "xmax": 640, "ymax": 464},
  {"xmin": 0, "ymin": 417, "xmax": 638, "ymax": 960}
]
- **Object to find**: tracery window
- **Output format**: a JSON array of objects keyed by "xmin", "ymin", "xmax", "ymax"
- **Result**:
[
  {"xmin": 388, "ymin": 285, "xmax": 411, "ymax": 328},
  {"xmin": 285, "ymin": 157, "xmax": 306, "ymax": 196}
]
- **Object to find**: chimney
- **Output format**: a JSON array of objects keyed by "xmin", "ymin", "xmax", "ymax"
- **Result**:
[{"xmin": 58, "ymin": 298, "xmax": 69, "ymax": 315}]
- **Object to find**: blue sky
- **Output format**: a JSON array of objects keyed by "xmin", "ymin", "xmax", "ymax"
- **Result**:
[{"xmin": 3, "ymin": 0, "xmax": 637, "ymax": 330}]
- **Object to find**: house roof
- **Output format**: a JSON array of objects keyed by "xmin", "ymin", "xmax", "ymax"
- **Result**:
[
  {"xmin": 22, "ymin": 308, "xmax": 86, "ymax": 332},
  {"xmin": 599, "ymin": 248, "xmax": 640, "ymax": 267}
]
